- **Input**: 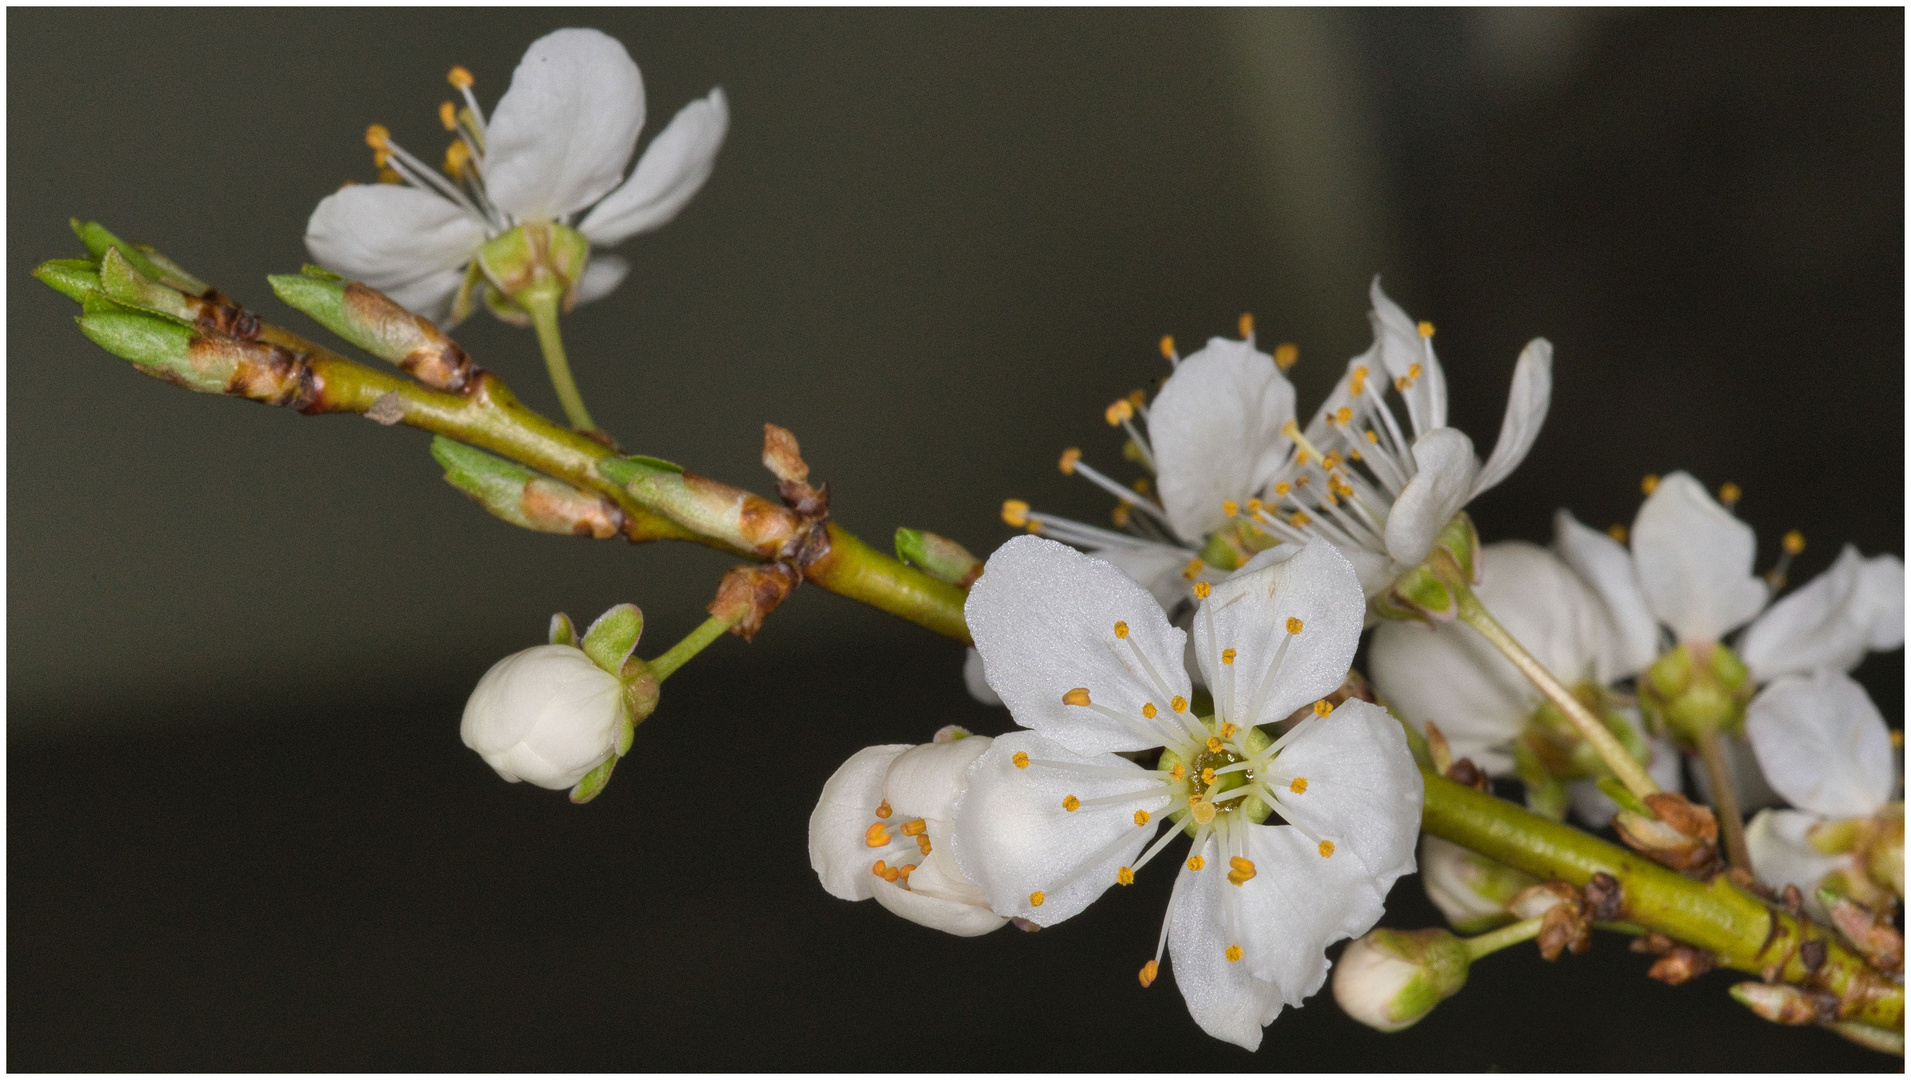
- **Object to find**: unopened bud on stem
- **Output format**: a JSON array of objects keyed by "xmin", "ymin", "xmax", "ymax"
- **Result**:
[
  {"xmin": 431, "ymin": 436, "xmax": 624, "ymax": 538},
  {"xmin": 1333, "ymin": 927, "xmax": 1471, "ymax": 1032},
  {"xmin": 1371, "ymin": 513, "xmax": 1481, "ymax": 625},
  {"xmin": 271, "ymin": 270, "xmax": 476, "ymax": 392},
  {"xmin": 1419, "ymin": 835, "xmax": 1540, "ymax": 933},
  {"xmin": 895, "ymin": 528, "xmax": 983, "ymax": 588}
]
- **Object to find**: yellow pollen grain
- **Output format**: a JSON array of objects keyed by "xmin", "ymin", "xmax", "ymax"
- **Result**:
[
  {"xmin": 1364, "ymin": 429, "xmax": 1379, "ymax": 444},
  {"xmin": 1274, "ymin": 343, "xmax": 1299, "ymax": 371},
  {"xmin": 1407, "ymin": 363, "xmax": 1423, "ymax": 381},
  {"xmin": 1001, "ymin": 499, "xmax": 1030, "ymax": 527},
  {"xmin": 447, "ymin": 65, "xmax": 475, "ymax": 90},
  {"xmin": 1205, "ymin": 737, "xmax": 1222, "ymax": 754},
  {"xmin": 1029, "ymin": 891, "xmax": 1046, "ymax": 907},
  {"xmin": 1222, "ymin": 500, "xmax": 1239, "ymax": 518},
  {"xmin": 1181, "ymin": 558, "xmax": 1204, "ymax": 582},
  {"xmin": 1718, "ymin": 481, "xmax": 1742, "ymax": 506},
  {"xmin": 1225, "ymin": 945, "xmax": 1244, "ymax": 963},
  {"xmin": 1169, "ymin": 763, "xmax": 1185, "ymax": 781},
  {"xmin": 1273, "ymin": 482, "xmax": 1291, "ymax": 498},
  {"xmin": 1246, "ymin": 498, "xmax": 1264, "ymax": 514},
  {"xmin": 1783, "ymin": 530, "xmax": 1806, "ymax": 555},
  {"xmin": 1142, "ymin": 703, "xmax": 1159, "ymax": 719},
  {"xmin": 865, "ymin": 823, "xmax": 891, "ymax": 848},
  {"xmin": 1220, "ymin": 723, "xmax": 1238, "ymax": 739},
  {"xmin": 1238, "ymin": 312, "xmax": 1254, "ymax": 339},
  {"xmin": 1105, "ymin": 399, "xmax": 1134, "ymax": 426},
  {"xmin": 1134, "ymin": 809, "xmax": 1151, "ymax": 826},
  {"xmin": 1319, "ymin": 840, "xmax": 1335, "ymax": 858},
  {"xmin": 1190, "ymin": 800, "xmax": 1216, "ymax": 825},
  {"xmin": 1138, "ymin": 960, "xmax": 1159, "ymax": 987},
  {"xmin": 900, "ymin": 819, "xmax": 926, "ymax": 836},
  {"xmin": 1114, "ymin": 620, "xmax": 1130, "ymax": 639},
  {"xmin": 1641, "ymin": 474, "xmax": 1660, "ymax": 496},
  {"xmin": 1608, "ymin": 524, "xmax": 1629, "ymax": 543},
  {"xmin": 1172, "ymin": 696, "xmax": 1189, "ymax": 714},
  {"xmin": 1058, "ymin": 447, "xmax": 1081, "ymax": 475},
  {"xmin": 1289, "ymin": 777, "xmax": 1308, "ymax": 794},
  {"xmin": 1200, "ymin": 767, "xmax": 1217, "ymax": 785},
  {"xmin": 1012, "ymin": 751, "xmax": 1030, "ymax": 770},
  {"xmin": 917, "ymin": 835, "xmax": 932, "ymax": 855},
  {"xmin": 1158, "ymin": 335, "xmax": 1176, "ymax": 360},
  {"xmin": 1063, "ymin": 687, "xmax": 1092, "ymax": 707},
  {"xmin": 1062, "ymin": 795, "xmax": 1081, "ymax": 812},
  {"xmin": 1290, "ymin": 511, "xmax": 1311, "ymax": 526},
  {"xmin": 1417, "ymin": 321, "xmax": 1435, "ymax": 338},
  {"xmin": 1186, "ymin": 855, "xmax": 1206, "ymax": 871},
  {"xmin": 1221, "ymin": 648, "xmax": 1237, "ymax": 665},
  {"xmin": 1117, "ymin": 866, "xmax": 1136, "ymax": 886},
  {"xmin": 1313, "ymin": 700, "xmax": 1334, "ymax": 718},
  {"xmin": 875, "ymin": 800, "xmax": 893, "ymax": 819},
  {"xmin": 1286, "ymin": 617, "xmax": 1304, "ymax": 635},
  {"xmin": 439, "ymin": 101, "xmax": 459, "ymax": 131},
  {"xmin": 1192, "ymin": 581, "xmax": 1212, "ymax": 600}
]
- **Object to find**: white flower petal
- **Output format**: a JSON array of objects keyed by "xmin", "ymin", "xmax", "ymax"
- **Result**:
[
  {"xmin": 483, "ymin": 28, "xmax": 647, "ymax": 221},
  {"xmin": 962, "ymin": 647, "xmax": 1002, "ymax": 706},
  {"xmin": 870, "ymin": 824, "xmax": 1008, "ymax": 938},
  {"xmin": 1740, "ymin": 547, "xmax": 1904, "ymax": 683},
  {"xmin": 808, "ymin": 743, "xmax": 911, "ymax": 901},
  {"xmin": 579, "ymin": 88, "xmax": 729, "ymax": 246},
  {"xmin": 572, "ymin": 253, "xmax": 630, "ymax": 306},
  {"xmin": 1147, "ymin": 337, "xmax": 1296, "ymax": 542},
  {"xmin": 1629, "ymin": 471, "xmax": 1767, "ymax": 643},
  {"xmin": 1745, "ymin": 671, "xmax": 1895, "ymax": 819},
  {"xmin": 1260, "ymin": 699, "xmax": 1424, "ymax": 885},
  {"xmin": 1368, "ymin": 278, "xmax": 1447, "ymax": 434},
  {"xmin": 1164, "ymin": 841, "xmax": 1287, "ymax": 1051},
  {"xmin": 305, "ymin": 185, "xmax": 485, "ymax": 306},
  {"xmin": 1746, "ymin": 808, "xmax": 1847, "ymax": 914},
  {"xmin": 1383, "ymin": 427, "xmax": 1480, "ymax": 568},
  {"xmin": 1195, "ymin": 538, "xmax": 1365, "ymax": 727},
  {"xmin": 883, "ymin": 736, "xmax": 994, "ymax": 822},
  {"xmin": 1553, "ymin": 509, "xmax": 1662, "ymax": 678},
  {"xmin": 948, "ymin": 731, "xmax": 1166, "ymax": 926},
  {"xmin": 1858, "ymin": 554, "xmax": 1906, "ymax": 652},
  {"xmin": 1092, "ymin": 542, "xmax": 1199, "ymax": 613},
  {"xmin": 966, "ymin": 536, "xmax": 1191, "ymax": 756},
  {"xmin": 1230, "ymin": 822, "xmax": 1394, "ymax": 1000},
  {"xmin": 460, "ymin": 644, "xmax": 625, "ymax": 788},
  {"xmin": 380, "ymin": 267, "xmax": 469, "ymax": 325},
  {"xmin": 1469, "ymin": 338, "xmax": 1552, "ymax": 498},
  {"xmin": 1566, "ymin": 733, "xmax": 1682, "ymax": 828}
]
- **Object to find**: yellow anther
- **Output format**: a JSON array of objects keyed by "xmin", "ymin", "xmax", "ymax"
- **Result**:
[
  {"xmin": 1172, "ymin": 696, "xmax": 1189, "ymax": 714},
  {"xmin": 875, "ymin": 800, "xmax": 893, "ymax": 819},
  {"xmin": 1313, "ymin": 699, "xmax": 1334, "ymax": 718},
  {"xmin": 1608, "ymin": 524, "xmax": 1629, "ymax": 543},
  {"xmin": 1221, "ymin": 648, "xmax": 1237, "ymax": 665},
  {"xmin": 1718, "ymin": 481, "xmax": 1742, "ymax": 506},
  {"xmin": 443, "ymin": 140, "xmax": 471, "ymax": 178},
  {"xmin": 1187, "ymin": 855, "xmax": 1206, "ymax": 871},
  {"xmin": 1290, "ymin": 511, "xmax": 1311, "ymax": 527},
  {"xmin": 437, "ymin": 101, "xmax": 459, "ymax": 132},
  {"xmin": 1117, "ymin": 866, "xmax": 1136, "ymax": 886},
  {"xmin": 1062, "ymin": 795, "xmax": 1081, "ymax": 812},
  {"xmin": 1190, "ymin": 799, "xmax": 1217, "ymax": 825},
  {"xmin": 1111, "ymin": 503, "xmax": 1132, "ymax": 528},
  {"xmin": 1364, "ymin": 429, "xmax": 1379, "ymax": 444},
  {"xmin": 1181, "ymin": 558, "xmax": 1204, "ymax": 582},
  {"xmin": 364, "ymin": 123, "xmax": 391, "ymax": 150},
  {"xmin": 1394, "ymin": 376, "xmax": 1411, "ymax": 393},
  {"xmin": 916, "ymin": 835, "xmax": 932, "ymax": 855},
  {"xmin": 900, "ymin": 819, "xmax": 927, "ymax": 836},
  {"xmin": 1200, "ymin": 767, "xmax": 1217, "ymax": 785},
  {"xmin": 1335, "ymin": 406, "xmax": 1353, "ymax": 425},
  {"xmin": 1237, "ymin": 312, "xmax": 1255, "ymax": 339},
  {"xmin": 1001, "ymin": 499, "xmax": 1030, "ymax": 527},
  {"xmin": 1321, "ymin": 452, "xmax": 1341, "ymax": 471},
  {"xmin": 1407, "ymin": 362, "xmax": 1422, "ymax": 380},
  {"xmin": 1169, "ymin": 763, "xmax": 1185, "ymax": 781},
  {"xmin": 1105, "ymin": 398, "xmax": 1134, "ymax": 426},
  {"xmin": 1286, "ymin": 617, "xmax": 1304, "ymax": 635},
  {"xmin": 447, "ymin": 65, "xmax": 475, "ymax": 90},
  {"xmin": 871, "ymin": 859, "xmax": 889, "ymax": 876},
  {"xmin": 1417, "ymin": 321, "xmax": 1435, "ymax": 338},
  {"xmin": 1134, "ymin": 809, "xmax": 1151, "ymax": 826},
  {"xmin": 1192, "ymin": 581, "xmax": 1212, "ymax": 600},
  {"xmin": 1205, "ymin": 737, "xmax": 1222, "ymax": 754},
  {"xmin": 1058, "ymin": 447, "xmax": 1081, "ymax": 475},
  {"xmin": 1318, "ymin": 840, "xmax": 1335, "ymax": 858},
  {"xmin": 1274, "ymin": 343, "xmax": 1299, "ymax": 371},
  {"xmin": 1132, "ymin": 477, "xmax": 1150, "ymax": 494},
  {"xmin": 1225, "ymin": 944, "xmax": 1244, "ymax": 963},
  {"xmin": 1222, "ymin": 500, "xmax": 1240, "ymax": 517},
  {"xmin": 1289, "ymin": 777, "xmax": 1308, "ymax": 794},
  {"xmin": 865, "ymin": 823, "xmax": 892, "ymax": 848},
  {"xmin": 1128, "ymin": 389, "xmax": 1147, "ymax": 408},
  {"xmin": 1138, "ymin": 960, "xmax": 1159, "ymax": 987},
  {"xmin": 1893, "ymin": 730, "xmax": 1905, "ymax": 749},
  {"xmin": 1641, "ymin": 474, "xmax": 1660, "ymax": 496},
  {"xmin": 1273, "ymin": 482, "xmax": 1291, "ymax": 498},
  {"xmin": 1159, "ymin": 334, "xmax": 1176, "ymax": 360},
  {"xmin": 1114, "ymin": 621, "xmax": 1130, "ymax": 639},
  {"xmin": 1029, "ymin": 891, "xmax": 1046, "ymax": 907},
  {"xmin": 883, "ymin": 865, "xmax": 903, "ymax": 883},
  {"xmin": 1227, "ymin": 856, "xmax": 1257, "ymax": 885},
  {"xmin": 1221, "ymin": 723, "xmax": 1238, "ymax": 739},
  {"xmin": 1783, "ymin": 530, "xmax": 1806, "ymax": 555},
  {"xmin": 1012, "ymin": 751, "xmax": 1030, "ymax": 770},
  {"xmin": 377, "ymin": 167, "xmax": 404, "ymax": 185},
  {"xmin": 1063, "ymin": 687, "xmax": 1092, "ymax": 707},
  {"xmin": 895, "ymin": 861, "xmax": 916, "ymax": 881},
  {"xmin": 1142, "ymin": 702, "xmax": 1158, "ymax": 719},
  {"xmin": 1245, "ymin": 498, "xmax": 1264, "ymax": 514}
]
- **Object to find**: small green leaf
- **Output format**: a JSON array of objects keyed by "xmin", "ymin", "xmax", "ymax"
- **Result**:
[
  {"xmin": 33, "ymin": 259, "xmax": 101, "ymax": 302},
  {"xmin": 568, "ymin": 755, "xmax": 617, "ymax": 804},
  {"xmin": 69, "ymin": 220, "xmax": 203, "ymax": 294},
  {"xmin": 299, "ymin": 264, "xmax": 346, "ymax": 283},
  {"xmin": 1595, "ymin": 777, "xmax": 1651, "ymax": 817},
  {"xmin": 77, "ymin": 307, "xmax": 195, "ymax": 369},
  {"xmin": 581, "ymin": 603, "xmax": 644, "ymax": 674},
  {"xmin": 97, "ymin": 248, "xmax": 196, "ymax": 323},
  {"xmin": 548, "ymin": 612, "xmax": 577, "ymax": 647}
]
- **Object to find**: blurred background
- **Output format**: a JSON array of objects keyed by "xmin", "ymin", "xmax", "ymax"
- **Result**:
[{"xmin": 9, "ymin": 7, "xmax": 1901, "ymax": 1069}]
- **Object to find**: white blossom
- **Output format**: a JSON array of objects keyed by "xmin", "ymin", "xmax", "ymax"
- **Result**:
[
  {"xmin": 306, "ymin": 28, "xmax": 727, "ymax": 323},
  {"xmin": 954, "ymin": 535, "xmax": 1421, "ymax": 1050},
  {"xmin": 461, "ymin": 643, "xmax": 626, "ymax": 789}
]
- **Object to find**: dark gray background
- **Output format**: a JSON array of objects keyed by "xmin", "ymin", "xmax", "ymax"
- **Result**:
[{"xmin": 9, "ymin": 8, "xmax": 1903, "ymax": 1070}]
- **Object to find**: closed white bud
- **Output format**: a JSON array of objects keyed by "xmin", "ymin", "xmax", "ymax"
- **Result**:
[
  {"xmin": 1419, "ymin": 835, "xmax": 1540, "ymax": 933},
  {"xmin": 1333, "ymin": 927, "xmax": 1471, "ymax": 1033},
  {"xmin": 461, "ymin": 644, "xmax": 627, "ymax": 789}
]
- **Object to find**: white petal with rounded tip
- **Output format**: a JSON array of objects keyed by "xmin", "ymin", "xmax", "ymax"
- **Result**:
[
  {"xmin": 1470, "ymin": 338, "xmax": 1552, "ymax": 498},
  {"xmin": 305, "ymin": 185, "xmax": 485, "ymax": 301},
  {"xmin": 483, "ymin": 28, "xmax": 646, "ymax": 221},
  {"xmin": 1740, "ymin": 548, "xmax": 1905, "ymax": 682},
  {"xmin": 1195, "ymin": 539, "xmax": 1365, "ymax": 727},
  {"xmin": 1383, "ymin": 427, "xmax": 1480, "ymax": 567},
  {"xmin": 1629, "ymin": 471, "xmax": 1767, "ymax": 643},
  {"xmin": 1231, "ymin": 822, "xmax": 1395, "ymax": 999},
  {"xmin": 1419, "ymin": 834, "xmax": 1525, "ymax": 930},
  {"xmin": 572, "ymin": 254, "xmax": 630, "ymax": 306},
  {"xmin": 1092, "ymin": 542, "xmax": 1198, "ymax": 614},
  {"xmin": 962, "ymin": 647, "xmax": 1002, "ymax": 706},
  {"xmin": 1164, "ymin": 840, "xmax": 1287, "ymax": 1051},
  {"xmin": 948, "ymin": 731, "xmax": 1165, "ymax": 926},
  {"xmin": 808, "ymin": 743, "xmax": 910, "ymax": 902},
  {"xmin": 1553, "ymin": 509, "xmax": 1662, "ymax": 678},
  {"xmin": 1368, "ymin": 278, "xmax": 1446, "ymax": 434},
  {"xmin": 1567, "ymin": 733, "xmax": 1682, "ymax": 828},
  {"xmin": 459, "ymin": 644, "xmax": 626, "ymax": 788},
  {"xmin": 1858, "ymin": 554, "xmax": 1906, "ymax": 651},
  {"xmin": 1745, "ymin": 670, "xmax": 1895, "ymax": 819},
  {"xmin": 870, "ymin": 863, "xmax": 1006, "ymax": 937},
  {"xmin": 580, "ymin": 88, "xmax": 729, "ymax": 246},
  {"xmin": 966, "ymin": 536, "xmax": 1191, "ymax": 756},
  {"xmin": 1746, "ymin": 808, "xmax": 1847, "ymax": 912},
  {"xmin": 381, "ymin": 267, "xmax": 469, "ymax": 325},
  {"xmin": 1261, "ymin": 699, "xmax": 1423, "ymax": 885},
  {"xmin": 1148, "ymin": 337, "xmax": 1296, "ymax": 542},
  {"xmin": 883, "ymin": 735, "xmax": 993, "ymax": 821}
]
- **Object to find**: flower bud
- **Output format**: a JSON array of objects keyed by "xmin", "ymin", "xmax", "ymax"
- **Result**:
[
  {"xmin": 1640, "ymin": 641, "xmax": 1751, "ymax": 749},
  {"xmin": 1419, "ymin": 835, "xmax": 1539, "ymax": 933},
  {"xmin": 1371, "ymin": 513, "xmax": 1480, "ymax": 625},
  {"xmin": 461, "ymin": 644, "xmax": 628, "ymax": 791},
  {"xmin": 432, "ymin": 437, "xmax": 624, "ymax": 538},
  {"xmin": 477, "ymin": 222, "xmax": 590, "ymax": 317},
  {"xmin": 1332, "ymin": 927, "xmax": 1470, "ymax": 1032},
  {"xmin": 270, "ymin": 270, "xmax": 476, "ymax": 392}
]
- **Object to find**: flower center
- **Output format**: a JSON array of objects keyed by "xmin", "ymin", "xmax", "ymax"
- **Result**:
[{"xmin": 861, "ymin": 799, "xmax": 931, "ymax": 890}]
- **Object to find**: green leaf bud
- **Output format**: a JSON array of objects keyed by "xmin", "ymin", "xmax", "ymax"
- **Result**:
[
  {"xmin": 32, "ymin": 258, "xmax": 101, "ymax": 303},
  {"xmin": 97, "ymin": 248, "xmax": 198, "ymax": 323},
  {"xmin": 271, "ymin": 273, "xmax": 475, "ymax": 392},
  {"xmin": 895, "ymin": 527, "xmax": 983, "ymax": 588},
  {"xmin": 69, "ymin": 219, "xmax": 206, "ymax": 294},
  {"xmin": 431, "ymin": 436, "xmax": 624, "ymax": 538}
]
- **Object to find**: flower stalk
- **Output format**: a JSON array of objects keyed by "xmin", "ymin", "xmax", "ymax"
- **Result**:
[
  {"xmin": 1461, "ymin": 915, "xmax": 1544, "ymax": 960},
  {"xmin": 1695, "ymin": 724, "xmax": 1754, "ymax": 873},
  {"xmin": 647, "ymin": 615, "xmax": 734, "ymax": 681},
  {"xmin": 520, "ymin": 283, "xmax": 598, "ymax": 433}
]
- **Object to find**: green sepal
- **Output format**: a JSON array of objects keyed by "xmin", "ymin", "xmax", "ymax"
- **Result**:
[
  {"xmin": 1596, "ymin": 776, "xmax": 1652, "ymax": 818},
  {"xmin": 430, "ymin": 436, "xmax": 538, "ymax": 529},
  {"xmin": 1372, "ymin": 563, "xmax": 1457, "ymax": 624},
  {"xmin": 894, "ymin": 527, "xmax": 983, "ymax": 586},
  {"xmin": 98, "ymin": 248, "xmax": 197, "ymax": 323},
  {"xmin": 614, "ymin": 704, "xmax": 637, "ymax": 757},
  {"xmin": 581, "ymin": 603, "xmax": 645, "ymax": 675},
  {"xmin": 1391, "ymin": 707, "xmax": 1437, "ymax": 772},
  {"xmin": 300, "ymin": 264, "xmax": 345, "ymax": 283},
  {"xmin": 1514, "ymin": 740, "xmax": 1568, "ymax": 820},
  {"xmin": 597, "ymin": 455, "xmax": 683, "ymax": 486},
  {"xmin": 69, "ymin": 219, "xmax": 205, "ymax": 294},
  {"xmin": 32, "ymin": 259, "xmax": 101, "ymax": 302},
  {"xmin": 77, "ymin": 306, "xmax": 195, "ymax": 370},
  {"xmin": 568, "ymin": 754, "xmax": 617, "ymax": 804},
  {"xmin": 1196, "ymin": 529, "xmax": 1244, "ymax": 572},
  {"xmin": 548, "ymin": 612, "xmax": 577, "ymax": 647}
]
